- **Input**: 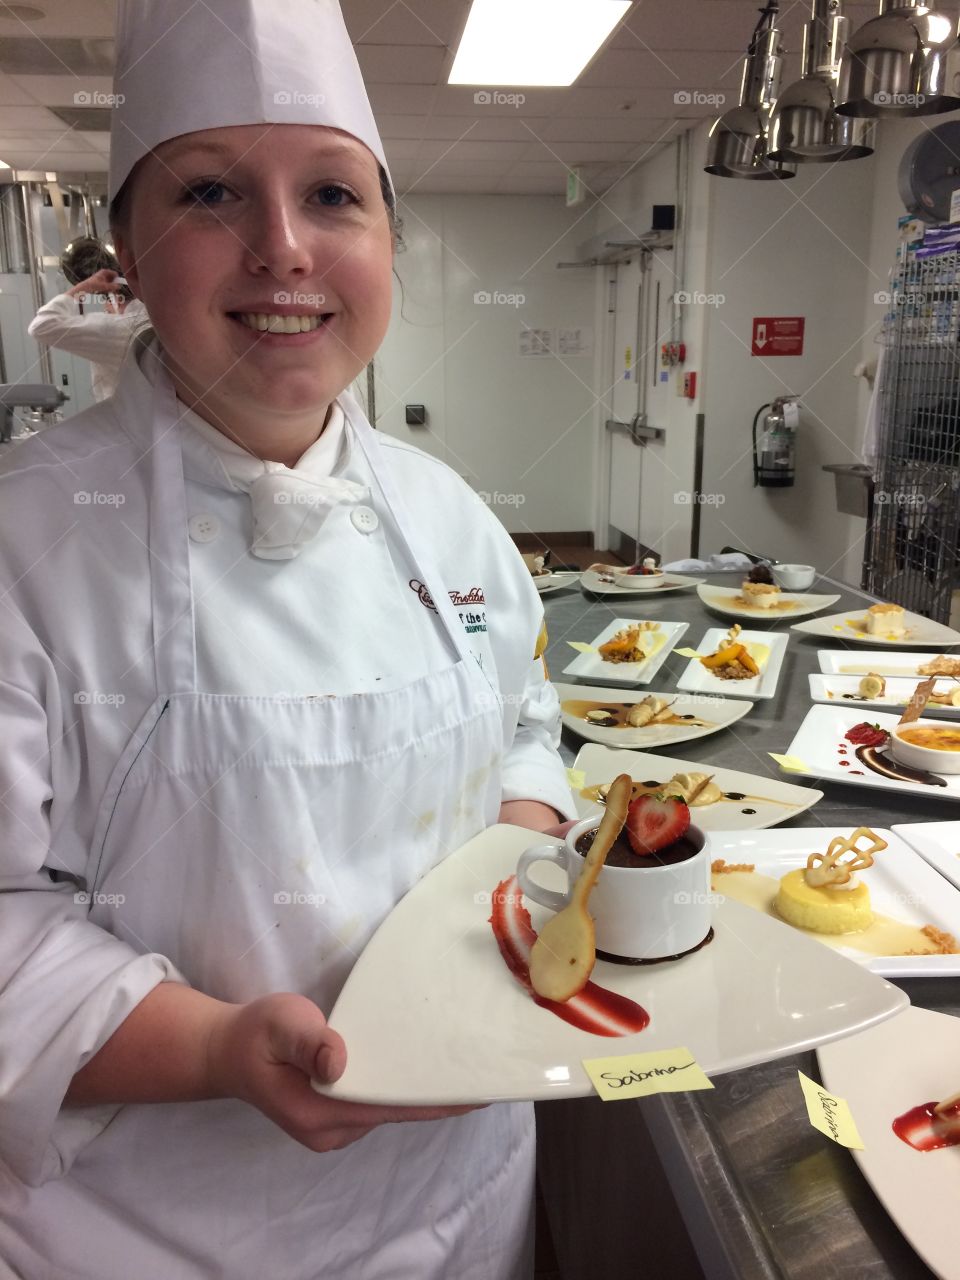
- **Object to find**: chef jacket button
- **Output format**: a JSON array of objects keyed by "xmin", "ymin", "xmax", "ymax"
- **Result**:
[
  {"xmin": 188, "ymin": 513, "xmax": 220, "ymax": 543},
  {"xmin": 351, "ymin": 506, "xmax": 379, "ymax": 534}
]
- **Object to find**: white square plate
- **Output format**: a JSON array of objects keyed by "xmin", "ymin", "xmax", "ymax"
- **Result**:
[
  {"xmin": 892, "ymin": 821, "xmax": 960, "ymax": 893},
  {"xmin": 555, "ymin": 683, "xmax": 752, "ymax": 749},
  {"xmin": 818, "ymin": 1006, "xmax": 960, "ymax": 1280},
  {"xmin": 793, "ymin": 609, "xmax": 960, "ymax": 647},
  {"xmin": 817, "ymin": 649, "xmax": 955, "ymax": 676},
  {"xmin": 562, "ymin": 617, "xmax": 688, "ymax": 686},
  {"xmin": 675, "ymin": 628, "xmax": 788, "ymax": 700},
  {"xmin": 707, "ymin": 827, "xmax": 960, "ymax": 977},
  {"xmin": 809, "ymin": 673, "xmax": 960, "ymax": 719},
  {"xmin": 579, "ymin": 567, "xmax": 705, "ymax": 596},
  {"xmin": 315, "ymin": 823, "xmax": 907, "ymax": 1105},
  {"xmin": 781, "ymin": 704, "xmax": 960, "ymax": 801},
  {"xmin": 697, "ymin": 584, "xmax": 840, "ymax": 622},
  {"xmin": 571, "ymin": 742, "xmax": 822, "ymax": 830}
]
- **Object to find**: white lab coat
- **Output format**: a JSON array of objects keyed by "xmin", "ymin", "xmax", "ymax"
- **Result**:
[
  {"xmin": 0, "ymin": 334, "xmax": 573, "ymax": 1278},
  {"xmin": 27, "ymin": 294, "xmax": 149, "ymax": 400}
]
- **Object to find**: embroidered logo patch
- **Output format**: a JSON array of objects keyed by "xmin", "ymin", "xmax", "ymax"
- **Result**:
[{"xmin": 409, "ymin": 579, "xmax": 488, "ymax": 634}]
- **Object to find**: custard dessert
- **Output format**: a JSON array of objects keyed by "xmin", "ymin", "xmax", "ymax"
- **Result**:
[
  {"xmin": 741, "ymin": 580, "xmax": 781, "ymax": 609},
  {"xmin": 866, "ymin": 602, "xmax": 905, "ymax": 636},
  {"xmin": 774, "ymin": 828, "xmax": 887, "ymax": 934}
]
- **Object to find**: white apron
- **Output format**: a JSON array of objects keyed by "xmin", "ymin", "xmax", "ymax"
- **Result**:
[{"xmin": 3, "ymin": 381, "xmax": 534, "ymax": 1279}]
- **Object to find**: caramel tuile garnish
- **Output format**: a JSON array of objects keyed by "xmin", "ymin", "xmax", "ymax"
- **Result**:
[
  {"xmin": 900, "ymin": 676, "xmax": 938, "ymax": 726},
  {"xmin": 686, "ymin": 773, "xmax": 717, "ymax": 804},
  {"xmin": 804, "ymin": 827, "xmax": 888, "ymax": 887},
  {"xmin": 934, "ymin": 1090, "xmax": 960, "ymax": 1117}
]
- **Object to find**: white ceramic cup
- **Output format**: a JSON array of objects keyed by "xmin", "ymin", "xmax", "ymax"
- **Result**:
[
  {"xmin": 772, "ymin": 563, "xmax": 816, "ymax": 590},
  {"xmin": 516, "ymin": 816, "xmax": 712, "ymax": 962}
]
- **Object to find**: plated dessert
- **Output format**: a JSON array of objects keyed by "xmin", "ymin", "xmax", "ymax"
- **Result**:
[
  {"xmin": 677, "ymin": 627, "xmax": 787, "ymax": 700},
  {"xmin": 793, "ymin": 608, "xmax": 960, "ymax": 647},
  {"xmin": 562, "ymin": 618, "xmax": 687, "ymax": 687},
  {"xmin": 710, "ymin": 827, "xmax": 960, "ymax": 966},
  {"xmin": 598, "ymin": 621, "xmax": 661, "ymax": 664},
  {"xmin": 556, "ymin": 685, "xmax": 752, "ymax": 751},
  {"xmin": 699, "ymin": 623, "xmax": 764, "ymax": 679}
]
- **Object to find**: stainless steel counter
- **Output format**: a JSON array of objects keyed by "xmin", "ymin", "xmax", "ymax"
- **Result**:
[{"xmin": 538, "ymin": 571, "xmax": 957, "ymax": 1280}]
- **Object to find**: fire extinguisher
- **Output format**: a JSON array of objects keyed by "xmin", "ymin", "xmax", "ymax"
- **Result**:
[{"xmin": 752, "ymin": 395, "xmax": 800, "ymax": 487}]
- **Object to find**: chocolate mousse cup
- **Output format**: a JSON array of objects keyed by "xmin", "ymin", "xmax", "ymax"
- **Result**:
[{"xmin": 517, "ymin": 817, "xmax": 713, "ymax": 963}]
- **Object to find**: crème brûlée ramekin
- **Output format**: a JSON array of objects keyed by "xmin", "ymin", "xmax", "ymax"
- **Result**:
[{"xmin": 889, "ymin": 721, "xmax": 960, "ymax": 774}]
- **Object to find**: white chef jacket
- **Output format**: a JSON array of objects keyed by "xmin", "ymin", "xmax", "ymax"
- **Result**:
[
  {"xmin": 0, "ymin": 335, "xmax": 573, "ymax": 1253},
  {"xmin": 27, "ymin": 293, "xmax": 149, "ymax": 400}
]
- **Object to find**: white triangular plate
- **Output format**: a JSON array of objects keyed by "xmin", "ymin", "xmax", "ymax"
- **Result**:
[
  {"xmin": 818, "ymin": 1007, "xmax": 960, "ymax": 1280},
  {"xmin": 319, "ymin": 825, "xmax": 906, "ymax": 1105},
  {"xmin": 571, "ymin": 743, "xmax": 822, "ymax": 830},
  {"xmin": 698, "ymin": 584, "xmax": 840, "ymax": 622},
  {"xmin": 793, "ymin": 609, "xmax": 960, "ymax": 647}
]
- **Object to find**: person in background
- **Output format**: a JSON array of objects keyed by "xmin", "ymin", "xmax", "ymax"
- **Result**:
[
  {"xmin": 0, "ymin": 1, "xmax": 574, "ymax": 1277},
  {"xmin": 27, "ymin": 235, "xmax": 148, "ymax": 400}
]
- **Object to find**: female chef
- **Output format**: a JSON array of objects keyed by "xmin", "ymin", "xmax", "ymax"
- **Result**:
[{"xmin": 0, "ymin": 1, "xmax": 574, "ymax": 1277}]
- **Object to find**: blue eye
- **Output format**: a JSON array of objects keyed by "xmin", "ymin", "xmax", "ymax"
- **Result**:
[
  {"xmin": 316, "ymin": 184, "xmax": 355, "ymax": 207},
  {"xmin": 183, "ymin": 180, "xmax": 228, "ymax": 205}
]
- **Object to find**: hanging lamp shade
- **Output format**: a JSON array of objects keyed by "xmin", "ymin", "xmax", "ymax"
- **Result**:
[
  {"xmin": 705, "ymin": 3, "xmax": 795, "ymax": 179},
  {"xmin": 768, "ymin": 0, "xmax": 875, "ymax": 161},
  {"xmin": 705, "ymin": 106, "xmax": 797, "ymax": 178},
  {"xmin": 836, "ymin": 0, "xmax": 960, "ymax": 117}
]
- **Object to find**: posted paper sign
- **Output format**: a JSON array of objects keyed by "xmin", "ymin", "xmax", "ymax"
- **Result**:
[
  {"xmin": 583, "ymin": 1047, "xmax": 714, "ymax": 1101},
  {"xmin": 798, "ymin": 1071, "xmax": 864, "ymax": 1149}
]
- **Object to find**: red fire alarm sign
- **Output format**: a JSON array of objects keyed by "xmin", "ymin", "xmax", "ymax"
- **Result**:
[{"xmin": 751, "ymin": 316, "xmax": 804, "ymax": 357}]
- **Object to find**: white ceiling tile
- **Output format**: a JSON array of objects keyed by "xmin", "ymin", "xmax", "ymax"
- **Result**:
[
  {"xmin": 358, "ymin": 44, "xmax": 449, "ymax": 85},
  {"xmin": 8, "ymin": 73, "xmax": 114, "ymax": 104},
  {"xmin": 368, "ymin": 83, "xmax": 439, "ymax": 115},
  {"xmin": 0, "ymin": 103, "xmax": 75, "ymax": 129},
  {"xmin": 0, "ymin": 71, "xmax": 39, "ymax": 104},
  {"xmin": 344, "ymin": 0, "xmax": 468, "ymax": 47},
  {"xmin": 414, "ymin": 138, "xmax": 531, "ymax": 163},
  {"xmin": 519, "ymin": 139, "xmax": 646, "ymax": 165}
]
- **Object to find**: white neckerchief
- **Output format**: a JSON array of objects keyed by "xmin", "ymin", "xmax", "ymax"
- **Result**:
[{"xmin": 130, "ymin": 332, "xmax": 368, "ymax": 560}]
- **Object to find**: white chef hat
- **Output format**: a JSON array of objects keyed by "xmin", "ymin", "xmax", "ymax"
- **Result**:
[{"xmin": 109, "ymin": 0, "xmax": 390, "ymax": 202}]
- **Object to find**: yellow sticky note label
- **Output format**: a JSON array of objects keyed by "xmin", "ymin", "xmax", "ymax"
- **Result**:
[
  {"xmin": 582, "ymin": 1047, "xmax": 714, "ymax": 1101},
  {"xmin": 798, "ymin": 1071, "xmax": 864, "ymax": 1149},
  {"xmin": 565, "ymin": 768, "xmax": 586, "ymax": 790},
  {"xmin": 673, "ymin": 647, "xmax": 704, "ymax": 659},
  {"xmin": 568, "ymin": 641, "xmax": 596, "ymax": 653},
  {"xmin": 769, "ymin": 753, "xmax": 810, "ymax": 773}
]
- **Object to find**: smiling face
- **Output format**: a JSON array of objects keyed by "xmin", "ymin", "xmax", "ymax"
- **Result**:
[{"xmin": 113, "ymin": 124, "xmax": 394, "ymax": 454}]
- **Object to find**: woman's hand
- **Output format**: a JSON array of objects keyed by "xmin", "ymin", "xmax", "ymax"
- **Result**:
[
  {"xmin": 498, "ymin": 798, "xmax": 573, "ymax": 838},
  {"xmin": 67, "ymin": 268, "xmax": 124, "ymax": 298},
  {"xmin": 205, "ymin": 992, "xmax": 478, "ymax": 1153}
]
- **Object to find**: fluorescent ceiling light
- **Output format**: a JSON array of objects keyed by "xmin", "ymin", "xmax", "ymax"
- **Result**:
[
  {"xmin": 449, "ymin": 0, "xmax": 631, "ymax": 87},
  {"xmin": 0, "ymin": 159, "xmax": 9, "ymax": 169}
]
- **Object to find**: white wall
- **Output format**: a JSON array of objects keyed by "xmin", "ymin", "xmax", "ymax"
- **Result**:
[
  {"xmin": 698, "ymin": 138, "xmax": 876, "ymax": 581},
  {"xmin": 581, "ymin": 131, "xmax": 713, "ymax": 564},
  {"xmin": 373, "ymin": 194, "xmax": 600, "ymax": 535}
]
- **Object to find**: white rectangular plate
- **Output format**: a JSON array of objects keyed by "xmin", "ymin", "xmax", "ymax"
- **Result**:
[
  {"xmin": 534, "ymin": 570, "xmax": 580, "ymax": 594},
  {"xmin": 818, "ymin": 1006, "xmax": 960, "ymax": 1280},
  {"xmin": 555, "ymin": 682, "xmax": 752, "ymax": 749},
  {"xmin": 562, "ymin": 617, "xmax": 688, "ymax": 686},
  {"xmin": 817, "ymin": 649, "xmax": 956, "ymax": 676},
  {"xmin": 697, "ymin": 583, "xmax": 840, "ymax": 622},
  {"xmin": 580, "ymin": 567, "xmax": 705, "ymax": 596},
  {"xmin": 809, "ymin": 673, "xmax": 960, "ymax": 719},
  {"xmin": 675, "ymin": 628, "xmax": 788, "ymax": 700},
  {"xmin": 793, "ymin": 609, "xmax": 960, "ymax": 647},
  {"xmin": 782, "ymin": 704, "xmax": 960, "ymax": 801},
  {"xmin": 892, "ymin": 821, "xmax": 960, "ymax": 893},
  {"xmin": 571, "ymin": 742, "xmax": 822, "ymax": 830},
  {"xmin": 707, "ymin": 827, "xmax": 960, "ymax": 977},
  {"xmin": 315, "ymin": 823, "xmax": 907, "ymax": 1105}
]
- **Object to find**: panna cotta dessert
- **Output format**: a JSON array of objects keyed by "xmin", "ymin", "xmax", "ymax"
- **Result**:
[
  {"xmin": 741, "ymin": 580, "xmax": 781, "ymax": 609},
  {"xmin": 774, "ymin": 827, "xmax": 886, "ymax": 934},
  {"xmin": 866, "ymin": 602, "xmax": 905, "ymax": 636}
]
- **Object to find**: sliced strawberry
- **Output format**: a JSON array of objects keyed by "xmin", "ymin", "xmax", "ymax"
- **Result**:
[{"xmin": 626, "ymin": 793, "xmax": 691, "ymax": 855}]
